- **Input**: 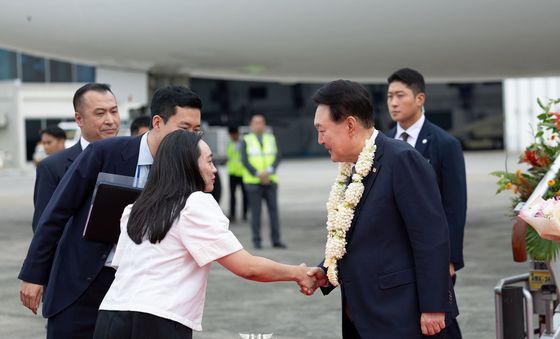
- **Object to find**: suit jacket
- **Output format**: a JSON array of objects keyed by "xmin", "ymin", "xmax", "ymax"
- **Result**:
[
  {"xmin": 32, "ymin": 142, "xmax": 82, "ymax": 232},
  {"xmin": 387, "ymin": 119, "xmax": 467, "ymax": 270},
  {"xmin": 19, "ymin": 136, "xmax": 142, "ymax": 318},
  {"xmin": 321, "ymin": 132, "xmax": 458, "ymax": 338}
]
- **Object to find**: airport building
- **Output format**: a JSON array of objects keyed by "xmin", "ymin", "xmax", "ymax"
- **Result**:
[{"xmin": 0, "ymin": 1, "xmax": 559, "ymax": 168}]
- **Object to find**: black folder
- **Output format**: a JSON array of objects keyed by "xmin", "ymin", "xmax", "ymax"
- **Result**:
[{"xmin": 82, "ymin": 173, "xmax": 144, "ymax": 244}]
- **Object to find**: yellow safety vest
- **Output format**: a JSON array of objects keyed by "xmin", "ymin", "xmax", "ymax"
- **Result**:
[
  {"xmin": 227, "ymin": 140, "xmax": 244, "ymax": 177},
  {"xmin": 242, "ymin": 133, "xmax": 278, "ymax": 184}
]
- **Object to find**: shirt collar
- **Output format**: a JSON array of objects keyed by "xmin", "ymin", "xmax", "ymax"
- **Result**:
[
  {"xmin": 370, "ymin": 128, "xmax": 379, "ymax": 143},
  {"xmin": 396, "ymin": 114, "xmax": 425, "ymax": 141},
  {"xmin": 80, "ymin": 137, "xmax": 90, "ymax": 150},
  {"xmin": 137, "ymin": 131, "xmax": 154, "ymax": 166}
]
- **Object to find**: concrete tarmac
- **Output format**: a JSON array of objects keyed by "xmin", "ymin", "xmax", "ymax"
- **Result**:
[{"xmin": 0, "ymin": 151, "xmax": 528, "ymax": 338}]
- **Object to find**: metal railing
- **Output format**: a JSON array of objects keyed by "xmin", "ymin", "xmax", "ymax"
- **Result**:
[{"xmin": 495, "ymin": 274, "xmax": 534, "ymax": 339}]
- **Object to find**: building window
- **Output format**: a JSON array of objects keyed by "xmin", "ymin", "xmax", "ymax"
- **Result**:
[
  {"xmin": 49, "ymin": 59, "xmax": 72, "ymax": 82},
  {"xmin": 21, "ymin": 54, "xmax": 46, "ymax": 82},
  {"xmin": 0, "ymin": 48, "xmax": 18, "ymax": 80},
  {"xmin": 75, "ymin": 64, "xmax": 95, "ymax": 82}
]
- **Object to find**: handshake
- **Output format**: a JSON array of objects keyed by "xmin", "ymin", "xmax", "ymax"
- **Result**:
[{"xmin": 295, "ymin": 264, "xmax": 330, "ymax": 296}]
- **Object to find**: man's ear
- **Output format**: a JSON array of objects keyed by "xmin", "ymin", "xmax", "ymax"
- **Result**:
[
  {"xmin": 346, "ymin": 116, "xmax": 357, "ymax": 136},
  {"xmin": 75, "ymin": 112, "xmax": 83, "ymax": 127},
  {"xmin": 151, "ymin": 115, "xmax": 162, "ymax": 130},
  {"xmin": 416, "ymin": 92, "xmax": 426, "ymax": 108}
]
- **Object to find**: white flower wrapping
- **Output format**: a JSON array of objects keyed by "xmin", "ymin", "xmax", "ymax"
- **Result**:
[
  {"xmin": 519, "ymin": 197, "xmax": 560, "ymax": 242},
  {"xmin": 323, "ymin": 137, "xmax": 376, "ymax": 286}
]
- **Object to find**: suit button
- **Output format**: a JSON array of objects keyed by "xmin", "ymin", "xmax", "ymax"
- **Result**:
[
  {"xmin": 101, "ymin": 254, "xmax": 107, "ymax": 259},
  {"xmin": 448, "ymin": 291, "xmax": 453, "ymax": 304},
  {"xmin": 87, "ymin": 276, "xmax": 93, "ymax": 281}
]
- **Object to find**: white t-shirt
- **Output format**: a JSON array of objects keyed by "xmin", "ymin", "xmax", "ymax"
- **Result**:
[{"xmin": 99, "ymin": 191, "xmax": 243, "ymax": 331}]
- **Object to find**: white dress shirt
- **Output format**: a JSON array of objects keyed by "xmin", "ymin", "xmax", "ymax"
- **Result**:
[
  {"xmin": 80, "ymin": 137, "xmax": 90, "ymax": 150},
  {"xmin": 133, "ymin": 132, "xmax": 154, "ymax": 187},
  {"xmin": 99, "ymin": 192, "xmax": 243, "ymax": 331},
  {"xmin": 395, "ymin": 114, "xmax": 425, "ymax": 148}
]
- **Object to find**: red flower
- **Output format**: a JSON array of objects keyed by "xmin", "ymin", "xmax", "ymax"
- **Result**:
[
  {"xmin": 523, "ymin": 149, "xmax": 539, "ymax": 167},
  {"xmin": 522, "ymin": 149, "xmax": 551, "ymax": 168}
]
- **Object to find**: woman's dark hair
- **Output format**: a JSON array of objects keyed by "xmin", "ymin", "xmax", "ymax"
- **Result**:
[
  {"xmin": 311, "ymin": 79, "xmax": 374, "ymax": 128},
  {"xmin": 127, "ymin": 130, "xmax": 205, "ymax": 244}
]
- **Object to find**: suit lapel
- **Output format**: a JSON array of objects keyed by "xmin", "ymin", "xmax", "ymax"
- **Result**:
[
  {"xmin": 346, "ymin": 132, "xmax": 386, "ymax": 242},
  {"xmin": 386, "ymin": 126, "xmax": 397, "ymax": 139},
  {"xmin": 388, "ymin": 120, "xmax": 431, "ymax": 157},
  {"xmin": 65, "ymin": 142, "xmax": 82, "ymax": 169},
  {"xmin": 415, "ymin": 120, "xmax": 432, "ymax": 158},
  {"xmin": 118, "ymin": 136, "xmax": 142, "ymax": 176}
]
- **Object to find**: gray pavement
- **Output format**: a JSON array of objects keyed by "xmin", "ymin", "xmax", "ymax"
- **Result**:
[{"xmin": 0, "ymin": 151, "xmax": 528, "ymax": 338}]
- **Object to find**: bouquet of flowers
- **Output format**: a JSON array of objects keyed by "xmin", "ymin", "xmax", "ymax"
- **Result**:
[
  {"xmin": 492, "ymin": 98, "xmax": 560, "ymax": 261},
  {"xmin": 519, "ymin": 197, "xmax": 560, "ymax": 242}
]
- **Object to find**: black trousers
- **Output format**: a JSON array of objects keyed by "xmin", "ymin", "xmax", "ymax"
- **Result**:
[
  {"xmin": 94, "ymin": 310, "xmax": 192, "ymax": 339},
  {"xmin": 245, "ymin": 183, "xmax": 281, "ymax": 246},
  {"xmin": 47, "ymin": 267, "xmax": 115, "ymax": 339},
  {"xmin": 229, "ymin": 174, "xmax": 248, "ymax": 219}
]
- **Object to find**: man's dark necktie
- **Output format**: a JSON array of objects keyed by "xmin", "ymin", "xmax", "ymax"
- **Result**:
[{"xmin": 400, "ymin": 132, "xmax": 410, "ymax": 143}]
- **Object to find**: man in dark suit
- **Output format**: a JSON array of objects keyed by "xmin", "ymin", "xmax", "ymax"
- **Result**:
[
  {"xmin": 386, "ymin": 68, "xmax": 466, "ymax": 339},
  {"xmin": 32, "ymin": 83, "xmax": 120, "ymax": 232},
  {"xmin": 307, "ymin": 80, "xmax": 458, "ymax": 338},
  {"xmin": 19, "ymin": 85, "xmax": 203, "ymax": 339}
]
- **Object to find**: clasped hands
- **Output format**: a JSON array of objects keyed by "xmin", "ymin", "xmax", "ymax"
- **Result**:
[
  {"xmin": 295, "ymin": 264, "xmax": 328, "ymax": 296},
  {"xmin": 258, "ymin": 171, "xmax": 271, "ymax": 185}
]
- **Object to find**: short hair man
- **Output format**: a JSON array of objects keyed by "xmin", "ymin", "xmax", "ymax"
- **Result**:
[
  {"xmin": 307, "ymin": 80, "xmax": 458, "ymax": 338},
  {"xmin": 130, "ymin": 115, "xmax": 151, "ymax": 136},
  {"xmin": 386, "ymin": 68, "xmax": 467, "ymax": 339},
  {"xmin": 32, "ymin": 83, "xmax": 120, "ymax": 232},
  {"xmin": 19, "ymin": 85, "xmax": 202, "ymax": 339},
  {"xmin": 240, "ymin": 114, "xmax": 285, "ymax": 249},
  {"xmin": 40, "ymin": 126, "xmax": 66, "ymax": 156},
  {"xmin": 227, "ymin": 126, "xmax": 248, "ymax": 222}
]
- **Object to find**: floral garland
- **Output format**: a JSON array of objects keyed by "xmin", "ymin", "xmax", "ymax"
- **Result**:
[{"xmin": 324, "ymin": 136, "xmax": 376, "ymax": 286}]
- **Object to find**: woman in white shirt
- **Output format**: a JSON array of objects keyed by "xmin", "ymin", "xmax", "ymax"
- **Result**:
[{"xmin": 93, "ymin": 130, "xmax": 316, "ymax": 339}]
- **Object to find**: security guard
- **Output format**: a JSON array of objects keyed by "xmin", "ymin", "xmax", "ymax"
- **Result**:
[
  {"xmin": 227, "ymin": 126, "xmax": 248, "ymax": 222},
  {"xmin": 241, "ymin": 114, "xmax": 286, "ymax": 249}
]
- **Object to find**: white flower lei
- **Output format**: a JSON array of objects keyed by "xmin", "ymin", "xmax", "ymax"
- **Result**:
[{"xmin": 324, "ymin": 135, "xmax": 377, "ymax": 286}]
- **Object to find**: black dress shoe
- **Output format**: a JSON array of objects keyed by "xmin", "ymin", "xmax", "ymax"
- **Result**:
[{"xmin": 272, "ymin": 243, "xmax": 287, "ymax": 249}]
